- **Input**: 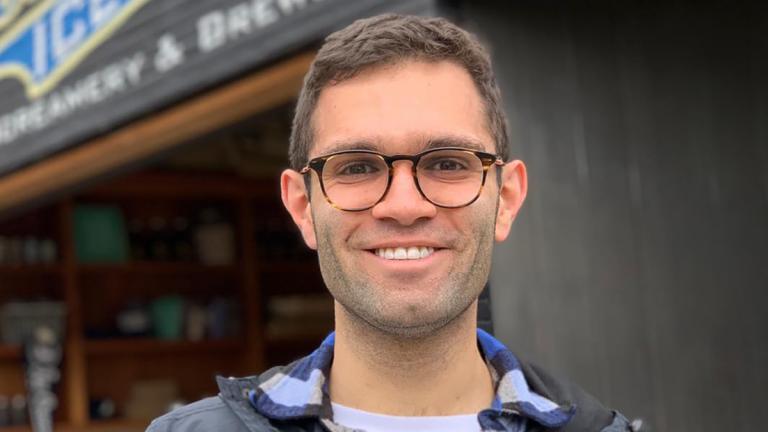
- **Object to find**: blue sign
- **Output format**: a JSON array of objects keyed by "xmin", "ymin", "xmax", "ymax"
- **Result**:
[{"xmin": 0, "ymin": 0, "xmax": 151, "ymax": 99}]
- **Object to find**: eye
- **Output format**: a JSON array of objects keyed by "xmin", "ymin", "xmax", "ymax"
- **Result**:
[
  {"xmin": 336, "ymin": 161, "xmax": 380, "ymax": 176},
  {"xmin": 426, "ymin": 158, "xmax": 468, "ymax": 171}
]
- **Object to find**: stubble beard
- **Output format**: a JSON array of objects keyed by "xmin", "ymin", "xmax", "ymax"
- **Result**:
[{"xmin": 313, "ymin": 208, "xmax": 496, "ymax": 340}]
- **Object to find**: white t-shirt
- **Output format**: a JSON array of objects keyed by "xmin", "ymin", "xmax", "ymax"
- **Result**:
[{"xmin": 331, "ymin": 402, "xmax": 482, "ymax": 432}]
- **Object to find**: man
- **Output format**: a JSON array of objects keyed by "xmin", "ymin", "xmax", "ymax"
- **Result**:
[{"xmin": 147, "ymin": 14, "xmax": 633, "ymax": 432}]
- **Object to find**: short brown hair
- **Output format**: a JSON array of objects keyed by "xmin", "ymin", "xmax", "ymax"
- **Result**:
[{"xmin": 288, "ymin": 13, "xmax": 509, "ymax": 171}]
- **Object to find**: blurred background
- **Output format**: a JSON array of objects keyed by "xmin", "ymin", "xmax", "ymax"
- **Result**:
[{"xmin": 0, "ymin": 0, "xmax": 765, "ymax": 431}]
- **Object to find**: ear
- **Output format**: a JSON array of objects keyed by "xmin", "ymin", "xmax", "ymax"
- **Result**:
[
  {"xmin": 281, "ymin": 169, "xmax": 317, "ymax": 250},
  {"xmin": 494, "ymin": 160, "xmax": 528, "ymax": 242}
]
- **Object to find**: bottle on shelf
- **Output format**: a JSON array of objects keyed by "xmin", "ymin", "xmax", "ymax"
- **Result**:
[
  {"xmin": 194, "ymin": 207, "xmax": 235, "ymax": 266},
  {"xmin": 39, "ymin": 239, "xmax": 57, "ymax": 263},
  {"xmin": 0, "ymin": 235, "xmax": 57, "ymax": 265}
]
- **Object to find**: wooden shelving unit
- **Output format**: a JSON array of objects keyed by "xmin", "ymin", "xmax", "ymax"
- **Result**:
[
  {"xmin": 0, "ymin": 344, "xmax": 22, "ymax": 360},
  {"xmin": 0, "ymin": 170, "xmax": 330, "ymax": 431},
  {"xmin": 85, "ymin": 419, "xmax": 151, "ymax": 432},
  {"xmin": 77, "ymin": 262, "xmax": 238, "ymax": 276},
  {"xmin": 0, "ymin": 419, "xmax": 147, "ymax": 432},
  {"xmin": 84, "ymin": 338, "xmax": 244, "ymax": 356},
  {"xmin": 259, "ymin": 261, "xmax": 319, "ymax": 274},
  {"xmin": 0, "ymin": 264, "xmax": 63, "ymax": 275}
]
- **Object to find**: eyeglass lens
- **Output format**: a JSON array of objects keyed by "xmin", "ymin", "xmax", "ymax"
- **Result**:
[{"xmin": 320, "ymin": 149, "xmax": 485, "ymax": 210}]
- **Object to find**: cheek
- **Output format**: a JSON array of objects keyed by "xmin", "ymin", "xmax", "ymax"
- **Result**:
[
  {"xmin": 471, "ymin": 190, "xmax": 499, "ymax": 226},
  {"xmin": 312, "ymin": 206, "xmax": 353, "ymax": 251},
  {"xmin": 445, "ymin": 203, "xmax": 496, "ymax": 252}
]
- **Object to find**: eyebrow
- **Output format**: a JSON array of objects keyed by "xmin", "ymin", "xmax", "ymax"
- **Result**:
[
  {"xmin": 423, "ymin": 136, "xmax": 490, "ymax": 152},
  {"xmin": 321, "ymin": 139, "xmax": 381, "ymax": 155},
  {"xmin": 318, "ymin": 135, "xmax": 492, "ymax": 157}
]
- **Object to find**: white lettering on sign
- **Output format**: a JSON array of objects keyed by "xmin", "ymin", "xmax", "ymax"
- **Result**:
[
  {"xmin": 0, "ymin": 52, "xmax": 146, "ymax": 146},
  {"xmin": 277, "ymin": 0, "xmax": 308, "ymax": 15},
  {"xmin": 0, "ymin": 0, "xmax": 150, "ymax": 98},
  {"xmin": 90, "ymin": 0, "xmax": 121, "ymax": 28},
  {"xmin": 197, "ymin": 11, "xmax": 226, "ymax": 53},
  {"xmin": 0, "ymin": 0, "xmax": 330, "ymax": 149},
  {"xmin": 52, "ymin": 0, "xmax": 87, "ymax": 63},
  {"xmin": 253, "ymin": 0, "xmax": 279, "ymax": 28},
  {"xmin": 227, "ymin": 4, "xmax": 251, "ymax": 39},
  {"xmin": 154, "ymin": 33, "xmax": 185, "ymax": 73},
  {"xmin": 197, "ymin": 0, "xmax": 326, "ymax": 53}
]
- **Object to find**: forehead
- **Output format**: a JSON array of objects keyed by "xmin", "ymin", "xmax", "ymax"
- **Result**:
[{"xmin": 310, "ymin": 60, "xmax": 494, "ymax": 158}]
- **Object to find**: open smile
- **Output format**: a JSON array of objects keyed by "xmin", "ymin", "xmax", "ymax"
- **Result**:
[
  {"xmin": 373, "ymin": 246, "xmax": 436, "ymax": 260},
  {"xmin": 361, "ymin": 245, "xmax": 449, "ymax": 281}
]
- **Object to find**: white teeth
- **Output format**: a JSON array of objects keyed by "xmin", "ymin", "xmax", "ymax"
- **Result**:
[
  {"xmin": 407, "ymin": 247, "xmax": 420, "ymax": 259},
  {"xmin": 374, "ymin": 246, "xmax": 435, "ymax": 260}
]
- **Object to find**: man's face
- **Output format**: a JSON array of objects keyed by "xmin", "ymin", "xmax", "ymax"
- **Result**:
[{"xmin": 282, "ymin": 60, "xmax": 526, "ymax": 337}]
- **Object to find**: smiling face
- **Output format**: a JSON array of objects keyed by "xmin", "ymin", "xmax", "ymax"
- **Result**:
[{"xmin": 282, "ymin": 60, "xmax": 527, "ymax": 337}]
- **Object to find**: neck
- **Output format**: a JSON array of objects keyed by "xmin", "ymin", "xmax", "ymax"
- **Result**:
[{"xmin": 328, "ymin": 301, "xmax": 494, "ymax": 416}]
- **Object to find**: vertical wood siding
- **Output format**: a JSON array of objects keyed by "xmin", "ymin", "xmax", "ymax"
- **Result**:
[{"xmin": 465, "ymin": 2, "xmax": 767, "ymax": 430}]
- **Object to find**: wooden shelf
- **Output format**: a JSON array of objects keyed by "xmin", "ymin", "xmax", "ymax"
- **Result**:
[
  {"xmin": 0, "ymin": 263, "xmax": 63, "ymax": 275},
  {"xmin": 82, "ymin": 419, "xmax": 149, "ymax": 432},
  {"xmin": 0, "ymin": 425, "xmax": 31, "ymax": 432},
  {"xmin": 0, "ymin": 343, "xmax": 22, "ymax": 360},
  {"xmin": 1, "ymin": 169, "xmax": 289, "ymax": 425},
  {"xmin": 0, "ymin": 419, "xmax": 148, "ymax": 432},
  {"xmin": 0, "ymin": 424, "xmax": 58, "ymax": 432},
  {"xmin": 77, "ymin": 262, "xmax": 238, "ymax": 276},
  {"xmin": 81, "ymin": 171, "xmax": 274, "ymax": 200},
  {"xmin": 258, "ymin": 260, "xmax": 319, "ymax": 273},
  {"xmin": 266, "ymin": 330, "xmax": 330, "ymax": 347},
  {"xmin": 84, "ymin": 338, "xmax": 244, "ymax": 356}
]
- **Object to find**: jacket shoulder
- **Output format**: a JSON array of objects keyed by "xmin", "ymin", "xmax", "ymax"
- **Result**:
[
  {"xmin": 520, "ymin": 361, "xmax": 634, "ymax": 432},
  {"xmin": 145, "ymin": 396, "xmax": 253, "ymax": 432}
]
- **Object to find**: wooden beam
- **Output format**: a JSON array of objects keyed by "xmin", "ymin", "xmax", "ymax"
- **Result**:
[
  {"xmin": 59, "ymin": 200, "xmax": 88, "ymax": 427},
  {"xmin": 0, "ymin": 52, "xmax": 314, "ymax": 215},
  {"xmin": 237, "ymin": 197, "xmax": 267, "ymax": 374}
]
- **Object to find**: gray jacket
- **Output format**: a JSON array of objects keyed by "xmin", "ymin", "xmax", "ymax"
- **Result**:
[{"xmin": 147, "ymin": 331, "xmax": 634, "ymax": 431}]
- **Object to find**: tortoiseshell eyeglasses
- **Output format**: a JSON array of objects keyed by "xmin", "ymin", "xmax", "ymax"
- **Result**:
[{"xmin": 300, "ymin": 147, "xmax": 505, "ymax": 212}]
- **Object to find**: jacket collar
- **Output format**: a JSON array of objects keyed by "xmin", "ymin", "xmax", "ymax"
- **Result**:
[
  {"xmin": 476, "ymin": 329, "xmax": 575, "ymax": 429},
  {"xmin": 221, "ymin": 329, "xmax": 574, "ymax": 430}
]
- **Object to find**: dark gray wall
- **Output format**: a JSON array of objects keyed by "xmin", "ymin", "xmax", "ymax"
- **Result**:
[{"xmin": 462, "ymin": 1, "xmax": 767, "ymax": 430}]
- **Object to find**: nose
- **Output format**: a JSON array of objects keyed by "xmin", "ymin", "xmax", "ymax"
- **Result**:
[{"xmin": 371, "ymin": 161, "xmax": 437, "ymax": 225}]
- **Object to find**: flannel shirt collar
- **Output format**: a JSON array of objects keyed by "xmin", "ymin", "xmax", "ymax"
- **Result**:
[{"xmin": 247, "ymin": 329, "xmax": 574, "ymax": 430}]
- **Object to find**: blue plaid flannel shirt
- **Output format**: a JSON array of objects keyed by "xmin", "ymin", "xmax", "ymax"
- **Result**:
[{"xmin": 247, "ymin": 329, "xmax": 575, "ymax": 432}]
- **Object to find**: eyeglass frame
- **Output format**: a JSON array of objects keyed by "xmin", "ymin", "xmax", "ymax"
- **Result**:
[{"xmin": 299, "ymin": 146, "xmax": 506, "ymax": 212}]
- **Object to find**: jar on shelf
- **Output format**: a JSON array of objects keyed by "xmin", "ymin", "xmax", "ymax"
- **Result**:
[{"xmin": 194, "ymin": 207, "xmax": 235, "ymax": 266}]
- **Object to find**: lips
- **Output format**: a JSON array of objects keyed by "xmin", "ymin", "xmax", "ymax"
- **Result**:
[{"xmin": 374, "ymin": 246, "xmax": 435, "ymax": 260}]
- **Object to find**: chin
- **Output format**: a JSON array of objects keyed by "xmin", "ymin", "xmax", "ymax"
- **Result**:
[
  {"xmin": 367, "ymin": 318, "xmax": 452, "ymax": 339},
  {"xmin": 365, "ymin": 304, "xmax": 465, "ymax": 338}
]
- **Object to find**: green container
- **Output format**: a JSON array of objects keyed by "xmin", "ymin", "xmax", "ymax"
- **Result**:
[
  {"xmin": 151, "ymin": 296, "xmax": 185, "ymax": 340},
  {"xmin": 73, "ymin": 205, "xmax": 128, "ymax": 263}
]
